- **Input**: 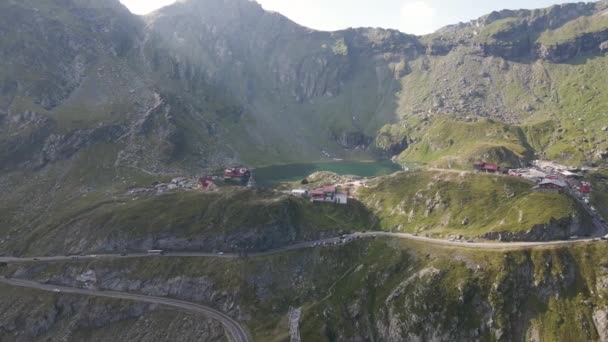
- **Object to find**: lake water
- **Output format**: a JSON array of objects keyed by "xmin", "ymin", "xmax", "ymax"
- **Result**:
[{"xmin": 253, "ymin": 160, "xmax": 403, "ymax": 186}]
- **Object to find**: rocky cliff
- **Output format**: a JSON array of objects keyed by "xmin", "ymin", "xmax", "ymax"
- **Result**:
[{"xmin": 3, "ymin": 239, "xmax": 608, "ymax": 341}]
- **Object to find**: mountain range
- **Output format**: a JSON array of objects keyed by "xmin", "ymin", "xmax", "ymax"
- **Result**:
[
  {"xmin": 2, "ymin": 0, "xmax": 608, "ymax": 179},
  {"xmin": 2, "ymin": 0, "xmax": 608, "ymax": 341}
]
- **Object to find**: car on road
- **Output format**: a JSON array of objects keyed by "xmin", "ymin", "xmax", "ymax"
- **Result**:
[
  {"xmin": 53, "ymin": 288, "xmax": 61, "ymax": 293},
  {"xmin": 217, "ymin": 252, "xmax": 224, "ymax": 255},
  {"xmin": 570, "ymin": 236, "xmax": 579, "ymax": 240},
  {"xmin": 33, "ymin": 258, "xmax": 39, "ymax": 261},
  {"xmin": 602, "ymin": 235, "xmax": 608, "ymax": 241},
  {"xmin": 71, "ymin": 256, "xmax": 78, "ymax": 260}
]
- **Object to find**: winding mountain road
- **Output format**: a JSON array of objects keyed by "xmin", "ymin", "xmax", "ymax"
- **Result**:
[
  {"xmin": 0, "ymin": 232, "xmax": 604, "ymax": 342},
  {"xmin": 0, "ymin": 232, "xmax": 602, "ymax": 265},
  {"xmin": 0, "ymin": 277, "xmax": 250, "ymax": 342}
]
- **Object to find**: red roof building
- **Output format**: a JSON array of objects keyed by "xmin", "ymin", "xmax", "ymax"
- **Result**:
[
  {"xmin": 224, "ymin": 167, "xmax": 251, "ymax": 180},
  {"xmin": 199, "ymin": 176, "xmax": 216, "ymax": 190},
  {"xmin": 579, "ymin": 183, "xmax": 592, "ymax": 194},
  {"xmin": 474, "ymin": 162, "xmax": 500, "ymax": 173}
]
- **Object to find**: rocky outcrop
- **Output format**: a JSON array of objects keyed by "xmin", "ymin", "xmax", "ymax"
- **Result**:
[
  {"xmin": 601, "ymin": 40, "xmax": 608, "ymax": 54},
  {"xmin": 331, "ymin": 130, "xmax": 373, "ymax": 149},
  {"xmin": 40, "ymin": 124, "xmax": 126, "ymax": 166},
  {"xmin": 594, "ymin": 309, "xmax": 608, "ymax": 342},
  {"xmin": 0, "ymin": 290, "xmax": 225, "ymax": 341},
  {"xmin": 481, "ymin": 215, "xmax": 590, "ymax": 242},
  {"xmin": 535, "ymin": 30, "xmax": 608, "ymax": 63},
  {"xmin": 0, "ymin": 111, "xmax": 54, "ymax": 170}
]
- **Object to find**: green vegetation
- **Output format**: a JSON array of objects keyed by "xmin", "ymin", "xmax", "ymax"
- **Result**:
[
  {"xmin": 538, "ymin": 15, "xmax": 608, "ymax": 45},
  {"xmin": 476, "ymin": 17, "xmax": 525, "ymax": 44},
  {"xmin": 389, "ymin": 117, "xmax": 533, "ymax": 168},
  {"xmin": 396, "ymin": 41, "xmax": 608, "ymax": 167},
  {"xmin": 5, "ymin": 239, "xmax": 608, "ymax": 341},
  {"xmin": 357, "ymin": 170, "xmax": 579, "ymax": 237},
  {"xmin": 10, "ymin": 187, "xmax": 376, "ymax": 255}
]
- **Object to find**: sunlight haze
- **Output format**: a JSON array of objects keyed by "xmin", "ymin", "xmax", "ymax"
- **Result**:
[{"xmin": 120, "ymin": 0, "xmax": 571, "ymax": 34}]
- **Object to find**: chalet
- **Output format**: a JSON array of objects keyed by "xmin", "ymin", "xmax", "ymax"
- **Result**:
[
  {"xmin": 310, "ymin": 186, "xmax": 348, "ymax": 205},
  {"xmin": 199, "ymin": 176, "xmax": 217, "ymax": 191},
  {"xmin": 535, "ymin": 179, "xmax": 567, "ymax": 193},
  {"xmin": 474, "ymin": 162, "xmax": 500, "ymax": 173},
  {"xmin": 579, "ymin": 182, "xmax": 592, "ymax": 194},
  {"xmin": 224, "ymin": 167, "xmax": 251, "ymax": 182}
]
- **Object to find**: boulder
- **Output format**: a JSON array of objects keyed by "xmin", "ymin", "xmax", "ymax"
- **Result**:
[{"xmin": 601, "ymin": 41, "xmax": 608, "ymax": 55}]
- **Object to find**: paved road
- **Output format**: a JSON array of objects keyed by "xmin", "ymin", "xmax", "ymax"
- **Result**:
[
  {"xmin": 0, "ymin": 232, "xmax": 602, "ymax": 265},
  {"xmin": 0, "ymin": 277, "xmax": 250, "ymax": 342}
]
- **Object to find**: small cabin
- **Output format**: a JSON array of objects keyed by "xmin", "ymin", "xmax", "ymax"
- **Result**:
[
  {"xmin": 474, "ymin": 162, "xmax": 500, "ymax": 173},
  {"xmin": 535, "ymin": 179, "xmax": 567, "ymax": 193},
  {"xmin": 224, "ymin": 167, "xmax": 251, "ymax": 181},
  {"xmin": 199, "ymin": 176, "xmax": 217, "ymax": 191},
  {"xmin": 310, "ymin": 186, "xmax": 348, "ymax": 205}
]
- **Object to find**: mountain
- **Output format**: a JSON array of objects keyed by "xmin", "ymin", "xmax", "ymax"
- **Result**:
[
  {"xmin": 2, "ymin": 1, "xmax": 608, "ymax": 341},
  {"xmin": 388, "ymin": 1, "xmax": 608, "ymax": 168},
  {"xmin": 2, "ymin": 0, "xmax": 607, "ymax": 180}
]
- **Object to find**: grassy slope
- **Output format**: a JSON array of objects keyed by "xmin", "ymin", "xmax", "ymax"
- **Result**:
[
  {"xmin": 4, "ymin": 169, "xmax": 585, "ymax": 255},
  {"xmin": 393, "ymin": 116, "xmax": 533, "ymax": 168},
  {"xmin": 4, "ymin": 239, "xmax": 608, "ymax": 341},
  {"xmin": 538, "ymin": 14, "xmax": 608, "ymax": 45},
  {"xmin": 8, "ymin": 187, "xmax": 375, "ymax": 255},
  {"xmin": 357, "ymin": 171, "xmax": 577, "ymax": 237},
  {"xmin": 393, "ymin": 48, "xmax": 608, "ymax": 167}
]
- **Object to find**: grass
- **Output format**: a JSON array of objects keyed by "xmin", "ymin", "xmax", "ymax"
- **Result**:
[
  {"xmin": 538, "ymin": 15, "xmax": 608, "ymax": 45},
  {"xmin": 475, "ymin": 17, "xmax": 524, "ymax": 44},
  {"xmin": 5, "ymin": 238, "xmax": 608, "ymax": 340},
  {"xmin": 392, "ymin": 116, "xmax": 533, "ymax": 168},
  {"xmin": 10, "ymin": 186, "xmax": 376, "ymax": 256},
  {"xmin": 357, "ymin": 170, "xmax": 578, "ymax": 237}
]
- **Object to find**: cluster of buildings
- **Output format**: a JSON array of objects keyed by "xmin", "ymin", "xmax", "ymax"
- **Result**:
[
  {"xmin": 195, "ymin": 166, "xmax": 256, "ymax": 192},
  {"xmin": 507, "ymin": 160, "xmax": 592, "ymax": 195},
  {"xmin": 473, "ymin": 160, "xmax": 593, "ymax": 197},
  {"xmin": 196, "ymin": 166, "xmax": 255, "ymax": 191},
  {"xmin": 291, "ymin": 186, "xmax": 349, "ymax": 205}
]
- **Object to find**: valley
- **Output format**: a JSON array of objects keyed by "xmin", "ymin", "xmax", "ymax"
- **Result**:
[{"xmin": 1, "ymin": 0, "xmax": 608, "ymax": 341}]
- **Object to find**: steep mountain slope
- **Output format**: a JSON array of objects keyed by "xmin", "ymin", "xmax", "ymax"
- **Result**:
[
  {"xmin": 386, "ymin": 1, "xmax": 608, "ymax": 166},
  {"xmin": 142, "ymin": 0, "xmax": 421, "ymax": 164},
  {"xmin": 2, "ymin": 0, "xmax": 608, "ymax": 189},
  {"xmin": 2, "ymin": 1, "xmax": 608, "ymax": 341},
  {"xmin": 4, "ymin": 239, "xmax": 608, "ymax": 341}
]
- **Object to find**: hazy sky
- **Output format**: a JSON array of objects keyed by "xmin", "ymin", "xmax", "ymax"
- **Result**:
[{"xmin": 120, "ymin": 0, "xmax": 571, "ymax": 35}]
